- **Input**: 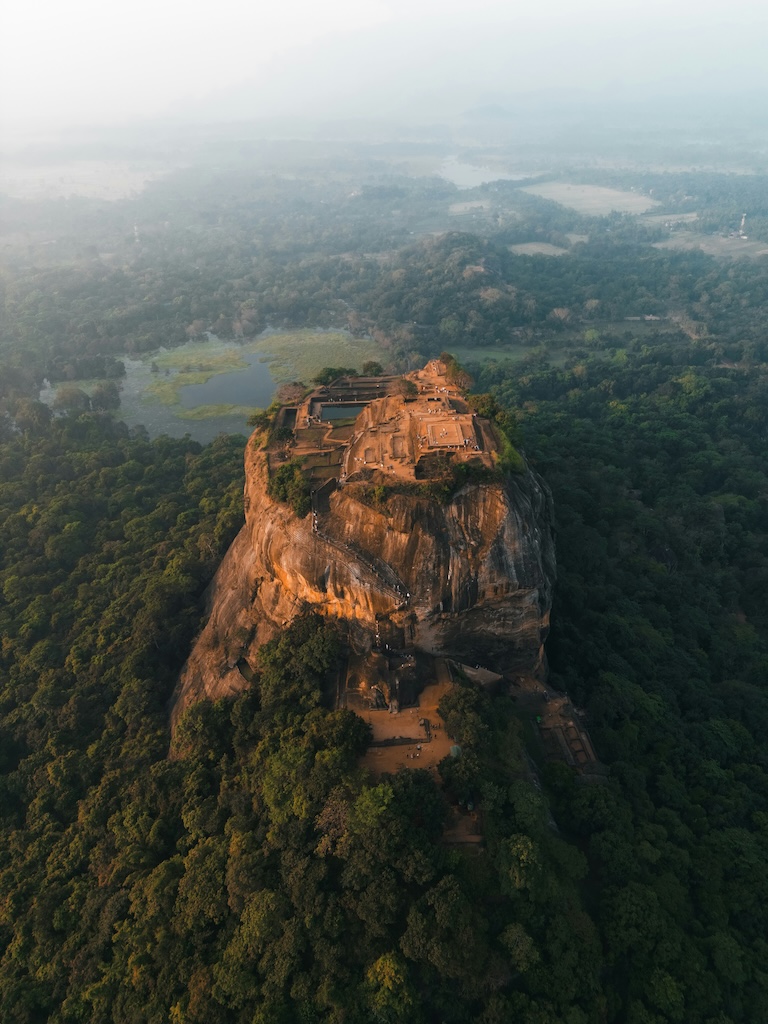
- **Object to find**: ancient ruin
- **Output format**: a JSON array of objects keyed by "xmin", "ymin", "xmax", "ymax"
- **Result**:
[
  {"xmin": 272, "ymin": 359, "xmax": 497, "ymax": 495},
  {"xmin": 173, "ymin": 360, "xmax": 559, "ymax": 771}
]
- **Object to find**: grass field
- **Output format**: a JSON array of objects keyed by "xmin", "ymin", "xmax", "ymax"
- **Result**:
[
  {"xmin": 641, "ymin": 211, "xmax": 699, "ymax": 225},
  {"xmin": 520, "ymin": 181, "xmax": 659, "ymax": 215},
  {"xmin": 176, "ymin": 403, "xmax": 255, "ymax": 420},
  {"xmin": 508, "ymin": 242, "xmax": 570, "ymax": 256},
  {"xmin": 247, "ymin": 330, "xmax": 384, "ymax": 383}
]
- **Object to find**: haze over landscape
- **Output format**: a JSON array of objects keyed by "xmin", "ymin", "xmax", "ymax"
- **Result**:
[
  {"xmin": 3, "ymin": 0, "xmax": 768, "ymax": 133},
  {"xmin": 3, "ymin": 1, "xmax": 768, "ymax": 1022}
]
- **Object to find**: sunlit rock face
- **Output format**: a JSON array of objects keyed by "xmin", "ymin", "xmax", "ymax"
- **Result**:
[{"xmin": 172, "ymin": 370, "xmax": 555, "ymax": 728}]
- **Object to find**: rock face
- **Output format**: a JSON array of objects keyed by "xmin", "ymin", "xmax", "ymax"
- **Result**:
[{"xmin": 172, "ymin": 366, "xmax": 556, "ymax": 727}]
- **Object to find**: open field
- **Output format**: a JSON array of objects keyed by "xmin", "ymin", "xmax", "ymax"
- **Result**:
[
  {"xmin": 520, "ymin": 181, "xmax": 659, "ymax": 214},
  {"xmin": 653, "ymin": 233, "xmax": 768, "ymax": 259},
  {"xmin": 247, "ymin": 330, "xmax": 383, "ymax": 383},
  {"xmin": 509, "ymin": 242, "xmax": 569, "ymax": 256}
]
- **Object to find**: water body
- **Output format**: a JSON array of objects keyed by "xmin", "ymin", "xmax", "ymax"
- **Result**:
[
  {"xmin": 178, "ymin": 353, "xmax": 276, "ymax": 409},
  {"xmin": 39, "ymin": 338, "xmax": 278, "ymax": 444},
  {"xmin": 320, "ymin": 404, "xmax": 366, "ymax": 421},
  {"xmin": 39, "ymin": 328, "xmax": 367, "ymax": 444},
  {"xmin": 114, "ymin": 352, "xmax": 265, "ymax": 443},
  {"xmin": 439, "ymin": 157, "xmax": 526, "ymax": 190}
]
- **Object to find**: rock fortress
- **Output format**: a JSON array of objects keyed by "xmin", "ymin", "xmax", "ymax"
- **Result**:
[{"xmin": 173, "ymin": 359, "xmax": 594, "ymax": 777}]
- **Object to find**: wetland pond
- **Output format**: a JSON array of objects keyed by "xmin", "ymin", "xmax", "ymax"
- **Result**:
[
  {"xmin": 439, "ymin": 158, "xmax": 528, "ymax": 190},
  {"xmin": 178, "ymin": 352, "xmax": 276, "ymax": 411},
  {"xmin": 114, "ymin": 342, "xmax": 277, "ymax": 443},
  {"xmin": 40, "ymin": 337, "xmax": 278, "ymax": 444},
  {"xmin": 39, "ymin": 328, "xmax": 384, "ymax": 444}
]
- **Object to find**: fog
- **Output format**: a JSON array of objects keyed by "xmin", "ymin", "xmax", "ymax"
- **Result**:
[{"xmin": 2, "ymin": 0, "xmax": 767, "ymax": 136}]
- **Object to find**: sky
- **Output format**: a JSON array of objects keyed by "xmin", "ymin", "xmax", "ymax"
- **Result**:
[{"xmin": 2, "ymin": 0, "xmax": 768, "ymax": 131}]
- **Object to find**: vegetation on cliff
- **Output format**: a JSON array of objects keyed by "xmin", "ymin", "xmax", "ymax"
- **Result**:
[{"xmin": 266, "ymin": 456, "xmax": 312, "ymax": 518}]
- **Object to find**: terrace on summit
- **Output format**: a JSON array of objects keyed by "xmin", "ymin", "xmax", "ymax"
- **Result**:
[{"xmin": 267, "ymin": 359, "xmax": 498, "ymax": 490}]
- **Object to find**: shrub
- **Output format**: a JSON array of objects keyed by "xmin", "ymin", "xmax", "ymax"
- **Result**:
[{"xmin": 267, "ymin": 459, "xmax": 311, "ymax": 517}]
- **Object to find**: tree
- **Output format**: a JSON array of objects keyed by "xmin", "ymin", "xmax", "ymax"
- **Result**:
[
  {"xmin": 91, "ymin": 380, "xmax": 121, "ymax": 410},
  {"xmin": 311, "ymin": 367, "xmax": 359, "ymax": 385},
  {"xmin": 392, "ymin": 377, "xmax": 418, "ymax": 398},
  {"xmin": 13, "ymin": 398, "xmax": 53, "ymax": 434},
  {"xmin": 365, "ymin": 953, "xmax": 417, "ymax": 1023},
  {"xmin": 53, "ymin": 385, "xmax": 91, "ymax": 413},
  {"xmin": 276, "ymin": 382, "xmax": 306, "ymax": 403},
  {"xmin": 267, "ymin": 458, "xmax": 311, "ymax": 517}
]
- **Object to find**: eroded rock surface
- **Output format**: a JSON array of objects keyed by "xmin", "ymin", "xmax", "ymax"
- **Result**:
[{"xmin": 172, "ymin": 363, "xmax": 555, "ymax": 727}]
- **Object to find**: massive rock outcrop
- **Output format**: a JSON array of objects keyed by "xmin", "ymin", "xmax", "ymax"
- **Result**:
[{"xmin": 172, "ymin": 363, "xmax": 555, "ymax": 727}]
